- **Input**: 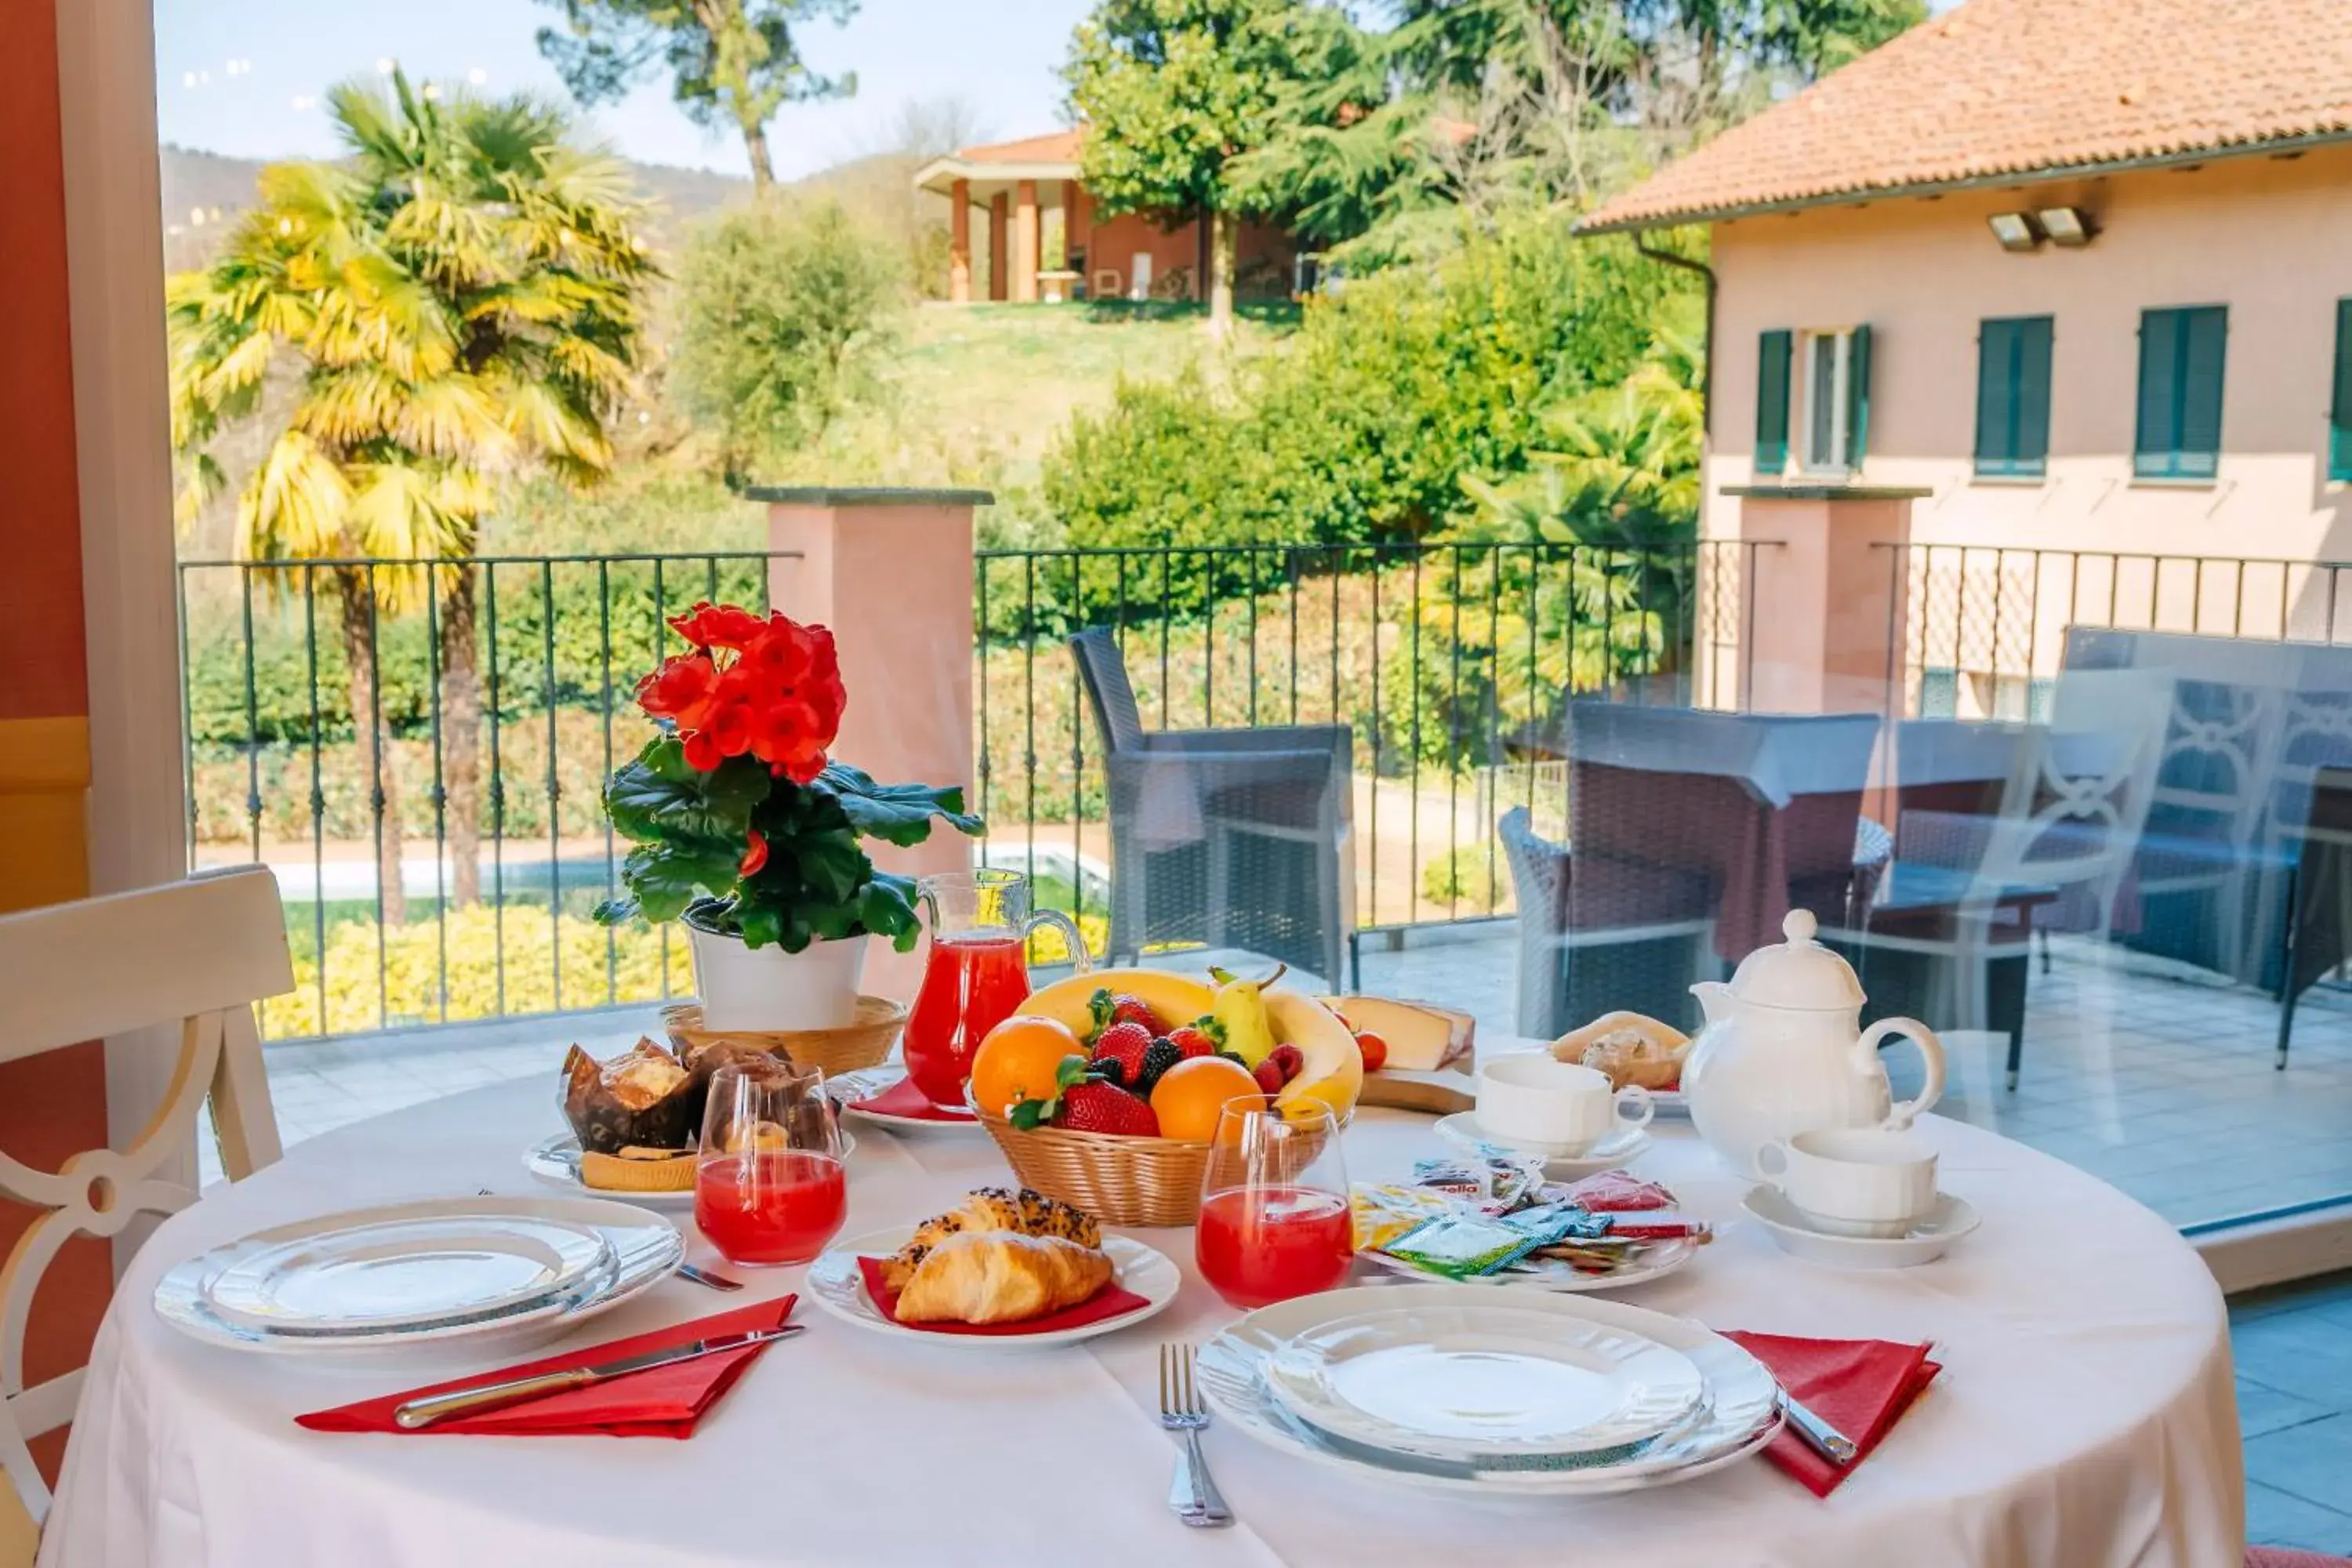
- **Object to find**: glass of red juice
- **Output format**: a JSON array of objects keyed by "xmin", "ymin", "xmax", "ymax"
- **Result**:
[
  {"xmin": 1196, "ymin": 1101, "xmax": 1353, "ymax": 1309},
  {"xmin": 903, "ymin": 869, "xmax": 1090, "ymax": 1108},
  {"xmin": 695, "ymin": 1061, "xmax": 848, "ymax": 1267}
]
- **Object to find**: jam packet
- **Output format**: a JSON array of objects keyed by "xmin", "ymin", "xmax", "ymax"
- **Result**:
[
  {"xmin": 1377, "ymin": 1213, "xmax": 1545, "ymax": 1279},
  {"xmin": 1349, "ymin": 1182, "xmax": 1457, "ymax": 1251},
  {"xmin": 1497, "ymin": 1202, "xmax": 1613, "ymax": 1246},
  {"xmin": 1558, "ymin": 1171, "xmax": 1676, "ymax": 1213}
]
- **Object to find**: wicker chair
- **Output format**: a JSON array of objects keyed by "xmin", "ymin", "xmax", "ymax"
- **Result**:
[{"xmin": 1069, "ymin": 628, "xmax": 1356, "ymax": 987}]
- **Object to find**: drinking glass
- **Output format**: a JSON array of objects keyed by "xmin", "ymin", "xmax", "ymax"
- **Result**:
[
  {"xmin": 1196, "ymin": 1101, "xmax": 1353, "ymax": 1309},
  {"xmin": 695, "ymin": 1061, "xmax": 848, "ymax": 1267},
  {"xmin": 902, "ymin": 869, "xmax": 1090, "ymax": 1108}
]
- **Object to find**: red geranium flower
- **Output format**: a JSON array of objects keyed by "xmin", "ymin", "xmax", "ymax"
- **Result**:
[
  {"xmin": 667, "ymin": 602, "xmax": 768, "ymax": 652},
  {"xmin": 680, "ymin": 729, "xmax": 723, "ymax": 771},
  {"xmin": 703, "ymin": 699, "xmax": 756, "ymax": 759},
  {"xmin": 739, "ymin": 829, "xmax": 769, "ymax": 878},
  {"xmin": 636, "ymin": 653, "xmax": 716, "ymax": 720}
]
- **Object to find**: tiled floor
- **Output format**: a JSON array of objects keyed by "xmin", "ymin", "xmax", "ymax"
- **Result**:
[{"xmin": 2231, "ymin": 1272, "xmax": 2352, "ymax": 1553}]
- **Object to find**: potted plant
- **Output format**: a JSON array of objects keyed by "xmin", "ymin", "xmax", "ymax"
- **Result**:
[{"xmin": 594, "ymin": 601, "xmax": 982, "ymax": 1031}]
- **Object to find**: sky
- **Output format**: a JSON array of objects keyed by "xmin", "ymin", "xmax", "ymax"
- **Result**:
[{"xmin": 152, "ymin": 0, "xmax": 1095, "ymax": 178}]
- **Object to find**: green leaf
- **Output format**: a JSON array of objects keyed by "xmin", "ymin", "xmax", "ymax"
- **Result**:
[
  {"xmin": 590, "ymin": 895, "xmax": 640, "ymax": 927},
  {"xmin": 606, "ymin": 737, "xmax": 771, "ymax": 844},
  {"xmin": 857, "ymin": 871, "xmax": 923, "ymax": 951},
  {"xmin": 619, "ymin": 839, "xmax": 741, "ymax": 924},
  {"xmin": 734, "ymin": 901, "xmax": 786, "ymax": 951},
  {"xmin": 789, "ymin": 826, "xmax": 870, "ymax": 906},
  {"xmin": 819, "ymin": 761, "xmax": 983, "ymax": 847}
]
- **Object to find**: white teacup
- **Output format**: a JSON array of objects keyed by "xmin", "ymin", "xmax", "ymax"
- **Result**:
[
  {"xmin": 1755, "ymin": 1127, "xmax": 1939, "ymax": 1240},
  {"xmin": 1475, "ymin": 1054, "xmax": 1653, "ymax": 1156}
]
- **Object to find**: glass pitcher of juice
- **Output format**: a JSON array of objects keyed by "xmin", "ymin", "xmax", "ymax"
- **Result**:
[{"xmin": 902, "ymin": 869, "xmax": 1090, "ymax": 1109}]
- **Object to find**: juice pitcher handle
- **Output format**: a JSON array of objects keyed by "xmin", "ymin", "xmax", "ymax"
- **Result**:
[
  {"xmin": 1855, "ymin": 1017, "xmax": 1945, "ymax": 1129},
  {"xmin": 1024, "ymin": 909, "xmax": 1093, "ymax": 974}
]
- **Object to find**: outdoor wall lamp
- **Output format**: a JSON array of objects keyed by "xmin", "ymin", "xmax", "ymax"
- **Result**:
[
  {"xmin": 2037, "ymin": 205, "xmax": 2096, "ymax": 246},
  {"xmin": 1987, "ymin": 212, "xmax": 2042, "ymax": 251}
]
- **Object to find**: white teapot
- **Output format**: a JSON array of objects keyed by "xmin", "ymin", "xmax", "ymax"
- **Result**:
[{"xmin": 1682, "ymin": 909, "xmax": 1947, "ymax": 1177}]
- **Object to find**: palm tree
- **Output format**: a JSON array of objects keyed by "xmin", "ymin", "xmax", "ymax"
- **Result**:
[{"xmin": 172, "ymin": 72, "xmax": 656, "ymax": 919}]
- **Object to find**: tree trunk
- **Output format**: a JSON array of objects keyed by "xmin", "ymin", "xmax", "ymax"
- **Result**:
[
  {"xmin": 742, "ymin": 115, "xmax": 776, "ymax": 192},
  {"xmin": 1207, "ymin": 206, "xmax": 1236, "ymax": 339},
  {"xmin": 334, "ymin": 568, "xmax": 407, "ymax": 926},
  {"xmin": 439, "ymin": 567, "xmax": 483, "ymax": 908}
]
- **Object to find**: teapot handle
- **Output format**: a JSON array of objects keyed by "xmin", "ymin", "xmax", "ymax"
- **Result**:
[{"xmin": 1853, "ymin": 1017, "xmax": 1946, "ymax": 1130}]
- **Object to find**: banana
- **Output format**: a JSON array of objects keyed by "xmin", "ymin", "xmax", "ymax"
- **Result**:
[{"xmin": 1021, "ymin": 967, "xmax": 1215, "ymax": 1041}]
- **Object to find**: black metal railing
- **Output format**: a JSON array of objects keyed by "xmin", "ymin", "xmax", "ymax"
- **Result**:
[
  {"xmin": 1881, "ymin": 545, "xmax": 2352, "ymax": 720},
  {"xmin": 970, "ymin": 539, "xmax": 1762, "ymax": 953},
  {"xmin": 180, "ymin": 551, "xmax": 795, "ymax": 1040}
]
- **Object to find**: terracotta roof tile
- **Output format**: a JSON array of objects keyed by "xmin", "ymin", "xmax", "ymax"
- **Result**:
[
  {"xmin": 1581, "ymin": 0, "xmax": 2352, "ymax": 232},
  {"xmin": 956, "ymin": 128, "xmax": 1086, "ymax": 165}
]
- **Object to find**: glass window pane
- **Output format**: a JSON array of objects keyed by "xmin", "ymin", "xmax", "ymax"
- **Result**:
[{"xmin": 1808, "ymin": 333, "xmax": 1838, "ymax": 468}]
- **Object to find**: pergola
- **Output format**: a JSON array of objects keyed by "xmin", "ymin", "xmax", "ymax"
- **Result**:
[{"xmin": 913, "ymin": 129, "xmax": 1088, "ymax": 304}]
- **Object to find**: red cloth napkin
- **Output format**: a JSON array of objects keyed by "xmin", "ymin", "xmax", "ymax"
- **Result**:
[
  {"xmin": 854, "ymin": 1255, "xmax": 1149, "ymax": 1337},
  {"xmin": 848, "ymin": 1075, "xmax": 975, "ymax": 1122},
  {"xmin": 296, "ymin": 1297, "xmax": 797, "ymax": 1439},
  {"xmin": 1721, "ymin": 1331, "xmax": 1940, "ymax": 1497}
]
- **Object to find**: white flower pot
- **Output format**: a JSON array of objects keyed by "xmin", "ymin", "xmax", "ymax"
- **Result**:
[{"xmin": 689, "ymin": 924, "xmax": 867, "ymax": 1032}]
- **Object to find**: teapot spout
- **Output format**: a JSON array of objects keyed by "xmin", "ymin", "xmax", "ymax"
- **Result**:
[{"xmin": 1690, "ymin": 979, "xmax": 1735, "ymax": 1026}]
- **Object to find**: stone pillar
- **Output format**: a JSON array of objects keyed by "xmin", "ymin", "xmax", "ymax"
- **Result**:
[
  {"xmin": 948, "ymin": 179, "xmax": 971, "ymax": 304},
  {"xmin": 988, "ymin": 192, "xmax": 1008, "ymax": 302},
  {"xmin": 1012, "ymin": 180, "xmax": 1040, "ymax": 303},
  {"xmin": 1062, "ymin": 180, "xmax": 1085, "ymax": 267},
  {"xmin": 753, "ymin": 487, "xmax": 993, "ymax": 1003},
  {"xmin": 1721, "ymin": 485, "xmax": 1927, "ymax": 720}
]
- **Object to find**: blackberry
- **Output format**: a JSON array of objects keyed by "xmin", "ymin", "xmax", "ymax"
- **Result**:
[
  {"xmin": 1091, "ymin": 1054, "xmax": 1130, "ymax": 1089},
  {"xmin": 1134, "ymin": 1036, "xmax": 1186, "ymax": 1096}
]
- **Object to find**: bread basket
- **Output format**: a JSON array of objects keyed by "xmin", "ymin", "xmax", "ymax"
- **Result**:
[{"xmin": 663, "ymin": 998, "xmax": 906, "ymax": 1079}]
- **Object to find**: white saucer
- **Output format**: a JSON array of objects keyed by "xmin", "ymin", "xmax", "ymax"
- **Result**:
[
  {"xmin": 1432, "ymin": 1114, "xmax": 1652, "ymax": 1178},
  {"xmin": 833, "ymin": 1071, "xmax": 988, "ymax": 1137},
  {"xmin": 805, "ymin": 1225, "xmax": 1178, "ymax": 1348},
  {"xmin": 524, "ymin": 1129, "xmax": 858, "ymax": 1210},
  {"xmin": 1741, "ymin": 1187, "xmax": 1980, "ymax": 1269}
]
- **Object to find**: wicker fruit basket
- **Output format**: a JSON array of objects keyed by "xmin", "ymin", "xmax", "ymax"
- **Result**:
[
  {"xmin": 972, "ymin": 1105, "xmax": 1214, "ymax": 1227},
  {"xmin": 663, "ymin": 997, "xmax": 906, "ymax": 1079}
]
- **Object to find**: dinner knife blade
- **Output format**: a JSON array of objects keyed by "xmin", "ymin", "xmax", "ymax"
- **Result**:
[{"xmin": 392, "ymin": 1324, "xmax": 802, "ymax": 1428}]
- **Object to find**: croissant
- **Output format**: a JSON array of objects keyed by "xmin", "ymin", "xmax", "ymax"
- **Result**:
[
  {"xmin": 892, "ymin": 1231, "xmax": 1114, "ymax": 1325},
  {"xmin": 882, "ymin": 1186, "xmax": 1102, "ymax": 1292},
  {"xmin": 1554, "ymin": 1011, "xmax": 1690, "ymax": 1092}
]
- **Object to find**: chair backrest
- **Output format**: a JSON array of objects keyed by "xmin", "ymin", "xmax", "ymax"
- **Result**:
[
  {"xmin": 1069, "ymin": 627, "xmax": 1147, "ymax": 754},
  {"xmin": 0, "ymin": 867, "xmax": 292, "ymax": 1542}
]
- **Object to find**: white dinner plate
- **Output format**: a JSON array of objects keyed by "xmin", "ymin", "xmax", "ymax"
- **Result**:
[
  {"xmin": 1361, "ymin": 1232, "xmax": 1701, "ymax": 1294},
  {"xmin": 1263, "ymin": 1301, "xmax": 1705, "ymax": 1465},
  {"xmin": 805, "ymin": 1225, "xmax": 1178, "ymax": 1348},
  {"xmin": 1742, "ymin": 1187, "xmax": 1980, "ymax": 1270},
  {"xmin": 1197, "ymin": 1283, "xmax": 1780, "ymax": 1497},
  {"xmin": 524, "ymin": 1129, "xmax": 858, "ymax": 1210},
  {"xmin": 1432, "ymin": 1114, "xmax": 1653, "ymax": 1179},
  {"xmin": 837, "ymin": 1073, "xmax": 987, "ymax": 1137},
  {"xmin": 154, "ymin": 1196, "xmax": 682, "ymax": 1364},
  {"xmin": 203, "ymin": 1214, "xmax": 611, "ymax": 1334}
]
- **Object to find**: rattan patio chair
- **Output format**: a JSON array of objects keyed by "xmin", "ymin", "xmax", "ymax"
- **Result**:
[{"xmin": 1069, "ymin": 627, "xmax": 1357, "ymax": 988}]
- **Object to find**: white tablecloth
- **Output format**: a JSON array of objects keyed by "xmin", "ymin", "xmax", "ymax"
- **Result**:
[{"xmin": 38, "ymin": 1065, "xmax": 2244, "ymax": 1568}]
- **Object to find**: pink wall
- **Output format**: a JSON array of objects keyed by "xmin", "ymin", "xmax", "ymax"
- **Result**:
[{"xmin": 1708, "ymin": 143, "xmax": 2352, "ymax": 667}]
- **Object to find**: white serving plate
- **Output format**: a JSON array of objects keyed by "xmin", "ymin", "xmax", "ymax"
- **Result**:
[
  {"xmin": 1742, "ymin": 1187, "xmax": 1980, "ymax": 1270},
  {"xmin": 805, "ymin": 1225, "xmax": 1178, "ymax": 1348},
  {"xmin": 154, "ymin": 1197, "xmax": 682, "ymax": 1364},
  {"xmin": 1432, "ymin": 1114, "xmax": 1652, "ymax": 1179},
  {"xmin": 1196, "ymin": 1283, "xmax": 1780, "ymax": 1497},
  {"xmin": 525, "ymin": 1129, "xmax": 858, "ymax": 1210},
  {"xmin": 837, "ymin": 1073, "xmax": 987, "ymax": 1137},
  {"xmin": 1263, "ymin": 1301, "xmax": 1705, "ymax": 1465},
  {"xmin": 203, "ymin": 1214, "xmax": 611, "ymax": 1334},
  {"xmin": 1361, "ymin": 1231, "xmax": 1701, "ymax": 1294}
]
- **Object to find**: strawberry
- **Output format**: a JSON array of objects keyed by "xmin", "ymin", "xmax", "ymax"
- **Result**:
[
  {"xmin": 1253, "ymin": 1058, "xmax": 1286, "ymax": 1098},
  {"xmin": 1167, "ymin": 1025, "xmax": 1218, "ymax": 1059},
  {"xmin": 1058, "ymin": 1081, "xmax": 1160, "ymax": 1137},
  {"xmin": 1089, "ymin": 1021, "xmax": 1154, "ymax": 1088},
  {"xmin": 1268, "ymin": 1044, "xmax": 1305, "ymax": 1083},
  {"xmin": 1087, "ymin": 988, "xmax": 1161, "ymax": 1040},
  {"xmin": 1354, "ymin": 1029, "xmax": 1389, "ymax": 1073}
]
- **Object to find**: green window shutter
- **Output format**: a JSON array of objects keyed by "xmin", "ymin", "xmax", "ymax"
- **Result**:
[
  {"xmin": 1756, "ymin": 329, "xmax": 1791, "ymax": 474},
  {"xmin": 2330, "ymin": 299, "xmax": 2352, "ymax": 481},
  {"xmin": 2136, "ymin": 306, "xmax": 2227, "ymax": 479},
  {"xmin": 1976, "ymin": 317, "xmax": 2052, "ymax": 477},
  {"xmin": 1845, "ymin": 323, "xmax": 1873, "ymax": 466}
]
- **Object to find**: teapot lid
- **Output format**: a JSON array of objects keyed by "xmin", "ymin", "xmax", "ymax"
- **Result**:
[{"xmin": 1724, "ymin": 909, "xmax": 1865, "ymax": 1010}]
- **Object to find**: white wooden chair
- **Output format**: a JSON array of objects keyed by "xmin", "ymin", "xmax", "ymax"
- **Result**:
[{"xmin": 0, "ymin": 867, "xmax": 290, "ymax": 1563}]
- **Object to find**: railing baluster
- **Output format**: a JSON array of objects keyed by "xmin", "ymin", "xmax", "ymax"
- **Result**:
[
  {"xmin": 543, "ymin": 559, "xmax": 562, "ymax": 1015},
  {"xmin": 487, "ymin": 563, "xmax": 506, "ymax": 1020},
  {"xmin": 599, "ymin": 559, "xmax": 617, "ymax": 1005},
  {"xmin": 423, "ymin": 568, "xmax": 447, "ymax": 1026},
  {"xmin": 307, "ymin": 565, "xmax": 328, "ymax": 1035},
  {"xmin": 365, "ymin": 563, "xmax": 390, "ymax": 1031}
]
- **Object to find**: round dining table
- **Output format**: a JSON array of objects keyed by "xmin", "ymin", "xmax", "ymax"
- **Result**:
[{"xmin": 38, "ymin": 1051, "xmax": 2244, "ymax": 1568}]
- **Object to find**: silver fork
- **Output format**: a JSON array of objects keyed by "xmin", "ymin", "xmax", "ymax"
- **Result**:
[{"xmin": 1158, "ymin": 1343, "xmax": 1232, "ymax": 1527}]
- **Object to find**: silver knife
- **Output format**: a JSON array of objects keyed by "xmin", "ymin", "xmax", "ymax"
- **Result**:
[
  {"xmin": 1777, "ymin": 1388, "xmax": 1860, "ymax": 1467},
  {"xmin": 392, "ymin": 1325, "xmax": 803, "ymax": 1429}
]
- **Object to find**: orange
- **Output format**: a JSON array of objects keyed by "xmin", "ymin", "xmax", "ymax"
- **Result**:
[
  {"xmin": 1149, "ymin": 1055, "xmax": 1267, "ymax": 1142},
  {"xmin": 968, "ymin": 1015, "xmax": 1083, "ymax": 1118}
]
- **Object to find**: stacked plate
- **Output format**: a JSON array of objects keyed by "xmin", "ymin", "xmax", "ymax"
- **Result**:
[
  {"xmin": 154, "ymin": 1196, "xmax": 684, "ymax": 1365},
  {"xmin": 1196, "ymin": 1283, "xmax": 1782, "ymax": 1497}
]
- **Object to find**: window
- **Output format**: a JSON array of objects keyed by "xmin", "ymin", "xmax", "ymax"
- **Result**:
[
  {"xmin": 2332, "ymin": 299, "xmax": 2352, "ymax": 483},
  {"xmin": 1755, "ymin": 329, "xmax": 1791, "ymax": 474},
  {"xmin": 1797, "ymin": 325, "xmax": 1872, "ymax": 474},
  {"xmin": 2133, "ymin": 306, "xmax": 2227, "ymax": 481},
  {"xmin": 1974, "ymin": 316, "xmax": 2053, "ymax": 477}
]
